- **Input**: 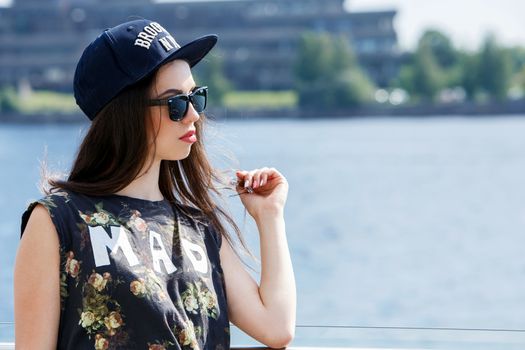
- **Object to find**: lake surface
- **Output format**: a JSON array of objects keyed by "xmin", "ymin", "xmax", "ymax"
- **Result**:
[{"xmin": 1, "ymin": 116, "xmax": 525, "ymax": 348}]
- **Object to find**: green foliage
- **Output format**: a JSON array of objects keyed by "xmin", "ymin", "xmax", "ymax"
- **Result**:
[
  {"xmin": 193, "ymin": 52, "xmax": 232, "ymax": 106},
  {"xmin": 392, "ymin": 29, "xmax": 520, "ymax": 102},
  {"xmin": 0, "ymin": 87, "xmax": 18, "ymax": 113},
  {"xmin": 477, "ymin": 35, "xmax": 512, "ymax": 100},
  {"xmin": 412, "ymin": 45, "xmax": 445, "ymax": 101},
  {"xmin": 294, "ymin": 32, "xmax": 375, "ymax": 109},
  {"xmin": 18, "ymin": 90, "xmax": 78, "ymax": 113},
  {"xmin": 418, "ymin": 29, "xmax": 459, "ymax": 68},
  {"xmin": 507, "ymin": 47, "xmax": 525, "ymax": 74},
  {"xmin": 457, "ymin": 52, "xmax": 479, "ymax": 100},
  {"xmin": 394, "ymin": 29, "xmax": 459, "ymax": 101},
  {"xmin": 0, "ymin": 87, "xmax": 80, "ymax": 114},
  {"xmin": 294, "ymin": 32, "xmax": 336, "ymax": 82},
  {"xmin": 517, "ymin": 66, "xmax": 525, "ymax": 91},
  {"xmin": 223, "ymin": 90, "xmax": 297, "ymax": 109}
]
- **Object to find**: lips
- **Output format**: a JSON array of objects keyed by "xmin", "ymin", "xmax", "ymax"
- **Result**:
[{"xmin": 179, "ymin": 130, "xmax": 196, "ymax": 139}]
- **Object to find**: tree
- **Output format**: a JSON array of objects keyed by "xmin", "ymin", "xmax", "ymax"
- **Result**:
[
  {"xmin": 458, "ymin": 52, "xmax": 479, "ymax": 100},
  {"xmin": 193, "ymin": 51, "xmax": 232, "ymax": 106},
  {"xmin": 294, "ymin": 32, "xmax": 336, "ymax": 83},
  {"xmin": 412, "ymin": 45, "xmax": 444, "ymax": 101},
  {"xmin": 393, "ymin": 30, "xmax": 456, "ymax": 101},
  {"xmin": 0, "ymin": 87, "xmax": 17, "ymax": 113},
  {"xmin": 294, "ymin": 32, "xmax": 375, "ymax": 109},
  {"xmin": 477, "ymin": 34, "xmax": 512, "ymax": 100},
  {"xmin": 418, "ymin": 29, "xmax": 458, "ymax": 68}
]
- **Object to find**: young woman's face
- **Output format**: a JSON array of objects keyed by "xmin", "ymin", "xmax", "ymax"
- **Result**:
[{"xmin": 147, "ymin": 59, "xmax": 201, "ymax": 161}]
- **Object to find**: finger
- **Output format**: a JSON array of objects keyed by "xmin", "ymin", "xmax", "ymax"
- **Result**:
[
  {"xmin": 236, "ymin": 170, "xmax": 248, "ymax": 178},
  {"xmin": 244, "ymin": 170, "xmax": 257, "ymax": 189},
  {"xmin": 235, "ymin": 170, "xmax": 248, "ymax": 186},
  {"xmin": 252, "ymin": 170, "xmax": 264, "ymax": 189},
  {"xmin": 260, "ymin": 172, "xmax": 269, "ymax": 187},
  {"xmin": 253, "ymin": 167, "xmax": 271, "ymax": 188},
  {"xmin": 254, "ymin": 167, "xmax": 272, "ymax": 188},
  {"xmin": 266, "ymin": 167, "xmax": 283, "ymax": 181},
  {"xmin": 238, "ymin": 168, "xmax": 277, "ymax": 189}
]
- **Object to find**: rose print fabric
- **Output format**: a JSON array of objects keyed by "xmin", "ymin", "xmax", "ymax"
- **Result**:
[{"xmin": 20, "ymin": 190, "xmax": 230, "ymax": 350}]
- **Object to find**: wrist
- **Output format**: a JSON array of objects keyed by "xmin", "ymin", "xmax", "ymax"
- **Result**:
[{"xmin": 253, "ymin": 206, "xmax": 284, "ymax": 221}]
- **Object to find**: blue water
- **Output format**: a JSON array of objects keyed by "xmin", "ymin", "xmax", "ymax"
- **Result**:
[{"xmin": 2, "ymin": 116, "xmax": 525, "ymax": 348}]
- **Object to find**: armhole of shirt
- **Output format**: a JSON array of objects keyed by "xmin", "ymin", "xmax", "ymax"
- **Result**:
[
  {"xmin": 204, "ymin": 216, "xmax": 223, "ymax": 250},
  {"xmin": 20, "ymin": 195, "xmax": 71, "ymax": 251},
  {"xmin": 214, "ymin": 224, "xmax": 223, "ymax": 249}
]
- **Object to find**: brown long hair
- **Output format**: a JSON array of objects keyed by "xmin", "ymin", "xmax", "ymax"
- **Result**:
[{"xmin": 47, "ymin": 67, "xmax": 257, "ymax": 268}]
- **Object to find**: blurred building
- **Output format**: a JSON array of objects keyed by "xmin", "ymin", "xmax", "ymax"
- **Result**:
[{"xmin": 0, "ymin": 0, "xmax": 399, "ymax": 91}]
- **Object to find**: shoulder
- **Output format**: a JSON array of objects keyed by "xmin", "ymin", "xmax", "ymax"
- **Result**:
[
  {"xmin": 36, "ymin": 189, "xmax": 74, "ymax": 211},
  {"xmin": 20, "ymin": 189, "xmax": 78, "ymax": 240},
  {"xmin": 20, "ymin": 202, "xmax": 59, "ymax": 242},
  {"xmin": 23, "ymin": 189, "xmax": 76, "ymax": 222}
]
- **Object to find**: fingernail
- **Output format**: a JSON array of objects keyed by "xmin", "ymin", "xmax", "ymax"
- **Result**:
[
  {"xmin": 244, "ymin": 180, "xmax": 249, "ymax": 188},
  {"xmin": 253, "ymin": 180, "xmax": 258, "ymax": 188}
]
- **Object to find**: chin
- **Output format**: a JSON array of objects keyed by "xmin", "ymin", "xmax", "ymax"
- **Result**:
[{"xmin": 166, "ymin": 150, "xmax": 191, "ymax": 161}]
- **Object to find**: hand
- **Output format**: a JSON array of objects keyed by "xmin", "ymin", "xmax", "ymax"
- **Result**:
[{"xmin": 235, "ymin": 167, "xmax": 288, "ymax": 219}]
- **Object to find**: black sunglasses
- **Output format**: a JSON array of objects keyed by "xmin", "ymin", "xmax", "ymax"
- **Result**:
[{"xmin": 148, "ymin": 86, "xmax": 208, "ymax": 121}]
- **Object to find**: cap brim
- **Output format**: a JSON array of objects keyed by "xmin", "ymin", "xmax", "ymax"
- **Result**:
[{"xmin": 163, "ymin": 34, "xmax": 218, "ymax": 68}]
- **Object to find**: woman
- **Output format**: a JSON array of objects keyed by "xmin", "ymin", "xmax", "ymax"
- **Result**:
[{"xmin": 14, "ymin": 18, "xmax": 296, "ymax": 349}]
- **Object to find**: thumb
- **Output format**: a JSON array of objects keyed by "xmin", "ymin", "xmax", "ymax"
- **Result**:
[{"xmin": 236, "ymin": 170, "xmax": 248, "ymax": 177}]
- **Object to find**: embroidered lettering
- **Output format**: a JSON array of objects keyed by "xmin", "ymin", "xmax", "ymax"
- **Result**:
[
  {"xmin": 134, "ymin": 38, "xmax": 151, "ymax": 49},
  {"xmin": 144, "ymin": 25, "xmax": 160, "ymax": 36},
  {"xmin": 167, "ymin": 35, "xmax": 180, "ymax": 49},
  {"xmin": 89, "ymin": 226, "xmax": 140, "ymax": 267},
  {"xmin": 159, "ymin": 37, "xmax": 174, "ymax": 51},
  {"xmin": 137, "ymin": 31, "xmax": 156, "ymax": 42},
  {"xmin": 133, "ymin": 22, "xmax": 179, "ymax": 52},
  {"xmin": 150, "ymin": 22, "xmax": 166, "ymax": 33},
  {"xmin": 149, "ymin": 230, "xmax": 177, "ymax": 274}
]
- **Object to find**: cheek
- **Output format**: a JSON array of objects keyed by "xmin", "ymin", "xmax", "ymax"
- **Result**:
[{"xmin": 153, "ymin": 116, "xmax": 187, "ymax": 159}]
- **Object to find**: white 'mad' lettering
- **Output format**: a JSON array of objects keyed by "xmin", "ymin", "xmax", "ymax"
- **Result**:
[
  {"xmin": 181, "ymin": 237, "xmax": 208, "ymax": 274},
  {"xmin": 159, "ymin": 36, "xmax": 174, "ymax": 51},
  {"xmin": 89, "ymin": 226, "xmax": 140, "ymax": 267},
  {"xmin": 149, "ymin": 230, "xmax": 177, "ymax": 274}
]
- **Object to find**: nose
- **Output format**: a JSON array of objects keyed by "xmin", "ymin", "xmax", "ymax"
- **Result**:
[{"xmin": 183, "ymin": 102, "xmax": 200, "ymax": 123}]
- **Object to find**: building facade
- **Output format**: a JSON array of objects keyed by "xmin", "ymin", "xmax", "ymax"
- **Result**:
[{"xmin": 0, "ymin": 0, "xmax": 400, "ymax": 91}]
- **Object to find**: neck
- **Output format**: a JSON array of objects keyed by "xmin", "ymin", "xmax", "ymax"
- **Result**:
[{"xmin": 114, "ymin": 158, "xmax": 164, "ymax": 201}]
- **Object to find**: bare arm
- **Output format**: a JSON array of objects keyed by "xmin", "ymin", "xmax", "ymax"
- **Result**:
[
  {"xmin": 14, "ymin": 204, "xmax": 60, "ymax": 349},
  {"xmin": 219, "ymin": 210, "xmax": 296, "ymax": 349}
]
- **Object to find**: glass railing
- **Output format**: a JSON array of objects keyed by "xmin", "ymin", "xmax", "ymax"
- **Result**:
[
  {"xmin": 2, "ymin": 322, "xmax": 525, "ymax": 349},
  {"xmin": 232, "ymin": 324, "xmax": 525, "ymax": 349}
]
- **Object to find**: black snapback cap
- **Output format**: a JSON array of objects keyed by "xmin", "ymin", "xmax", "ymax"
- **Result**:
[{"xmin": 73, "ymin": 18, "xmax": 218, "ymax": 120}]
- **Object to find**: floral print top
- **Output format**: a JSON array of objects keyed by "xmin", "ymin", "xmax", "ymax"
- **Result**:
[{"xmin": 20, "ymin": 190, "xmax": 230, "ymax": 350}]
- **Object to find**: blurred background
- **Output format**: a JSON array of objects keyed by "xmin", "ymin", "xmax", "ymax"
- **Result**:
[{"xmin": 1, "ymin": 0, "xmax": 525, "ymax": 348}]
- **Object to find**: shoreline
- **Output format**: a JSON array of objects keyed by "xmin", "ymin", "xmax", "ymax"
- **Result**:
[{"xmin": 1, "ymin": 98, "xmax": 525, "ymax": 123}]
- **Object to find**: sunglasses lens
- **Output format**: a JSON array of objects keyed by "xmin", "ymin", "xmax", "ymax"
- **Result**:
[
  {"xmin": 192, "ymin": 88, "xmax": 207, "ymax": 113},
  {"xmin": 168, "ymin": 97, "xmax": 187, "ymax": 121},
  {"xmin": 164, "ymin": 88, "xmax": 208, "ymax": 121}
]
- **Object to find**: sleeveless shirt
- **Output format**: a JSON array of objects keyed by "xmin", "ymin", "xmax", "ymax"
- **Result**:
[{"xmin": 20, "ymin": 189, "xmax": 230, "ymax": 350}]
